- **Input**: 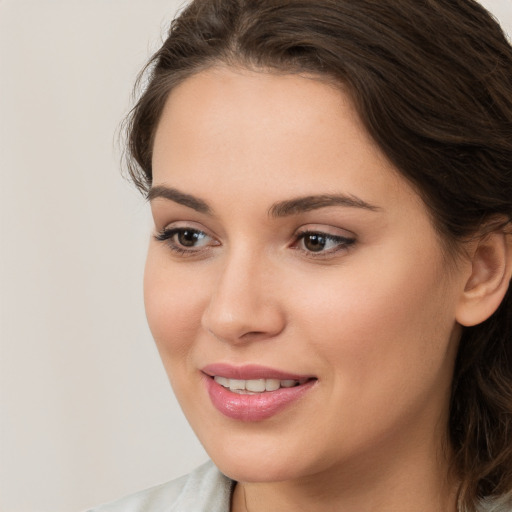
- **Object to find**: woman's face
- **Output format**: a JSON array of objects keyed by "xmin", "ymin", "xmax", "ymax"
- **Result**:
[{"xmin": 146, "ymin": 67, "xmax": 467, "ymax": 484}]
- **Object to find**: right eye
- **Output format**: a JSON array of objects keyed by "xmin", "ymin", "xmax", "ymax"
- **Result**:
[{"xmin": 154, "ymin": 227, "xmax": 218, "ymax": 255}]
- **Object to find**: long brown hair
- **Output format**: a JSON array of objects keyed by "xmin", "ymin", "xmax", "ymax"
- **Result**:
[{"xmin": 125, "ymin": 1, "xmax": 512, "ymax": 509}]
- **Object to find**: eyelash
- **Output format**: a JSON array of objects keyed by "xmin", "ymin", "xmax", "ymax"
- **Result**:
[
  {"xmin": 294, "ymin": 230, "xmax": 356, "ymax": 257},
  {"xmin": 154, "ymin": 227, "xmax": 356, "ymax": 258},
  {"xmin": 154, "ymin": 227, "xmax": 217, "ymax": 257}
]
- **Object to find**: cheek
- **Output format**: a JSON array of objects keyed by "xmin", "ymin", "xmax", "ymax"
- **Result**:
[
  {"xmin": 292, "ymin": 249, "xmax": 458, "ymax": 399},
  {"xmin": 143, "ymin": 249, "xmax": 207, "ymax": 367}
]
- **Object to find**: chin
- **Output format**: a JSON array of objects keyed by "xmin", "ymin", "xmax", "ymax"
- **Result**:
[{"xmin": 200, "ymin": 429, "xmax": 320, "ymax": 483}]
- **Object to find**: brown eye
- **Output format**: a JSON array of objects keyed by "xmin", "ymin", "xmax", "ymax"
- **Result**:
[
  {"xmin": 303, "ymin": 233, "xmax": 327, "ymax": 252},
  {"xmin": 155, "ymin": 227, "xmax": 215, "ymax": 254},
  {"xmin": 295, "ymin": 231, "xmax": 356, "ymax": 256},
  {"xmin": 177, "ymin": 229, "xmax": 205, "ymax": 247}
]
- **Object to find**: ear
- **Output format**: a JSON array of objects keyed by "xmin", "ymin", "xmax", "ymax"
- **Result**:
[{"xmin": 456, "ymin": 228, "xmax": 512, "ymax": 327}]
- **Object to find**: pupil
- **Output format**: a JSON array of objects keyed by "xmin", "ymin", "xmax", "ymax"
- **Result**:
[
  {"xmin": 178, "ymin": 230, "xmax": 200, "ymax": 247},
  {"xmin": 305, "ymin": 234, "xmax": 326, "ymax": 252}
]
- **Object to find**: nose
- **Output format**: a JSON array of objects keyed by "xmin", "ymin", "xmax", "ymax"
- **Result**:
[{"xmin": 201, "ymin": 250, "xmax": 286, "ymax": 344}]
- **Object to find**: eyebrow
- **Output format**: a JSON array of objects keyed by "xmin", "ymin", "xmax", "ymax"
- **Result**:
[
  {"xmin": 268, "ymin": 194, "xmax": 380, "ymax": 218},
  {"xmin": 147, "ymin": 185, "xmax": 379, "ymax": 217},
  {"xmin": 147, "ymin": 186, "xmax": 212, "ymax": 214}
]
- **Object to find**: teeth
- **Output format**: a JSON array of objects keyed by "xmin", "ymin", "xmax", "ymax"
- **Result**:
[
  {"xmin": 265, "ymin": 379, "xmax": 280, "ymax": 391},
  {"xmin": 246, "ymin": 379, "xmax": 266, "ymax": 392},
  {"xmin": 229, "ymin": 379, "xmax": 245, "ymax": 390},
  {"xmin": 215, "ymin": 376, "xmax": 229, "ymax": 388},
  {"xmin": 213, "ymin": 376, "xmax": 300, "ymax": 393}
]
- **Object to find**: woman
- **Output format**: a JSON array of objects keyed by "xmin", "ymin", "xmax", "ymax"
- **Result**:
[{"xmin": 91, "ymin": 0, "xmax": 512, "ymax": 511}]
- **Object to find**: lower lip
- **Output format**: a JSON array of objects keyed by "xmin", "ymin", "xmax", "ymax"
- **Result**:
[{"xmin": 203, "ymin": 375, "xmax": 316, "ymax": 422}]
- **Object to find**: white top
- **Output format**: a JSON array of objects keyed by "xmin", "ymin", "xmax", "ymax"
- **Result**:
[
  {"xmin": 87, "ymin": 460, "xmax": 511, "ymax": 512},
  {"xmin": 87, "ymin": 461, "xmax": 234, "ymax": 512}
]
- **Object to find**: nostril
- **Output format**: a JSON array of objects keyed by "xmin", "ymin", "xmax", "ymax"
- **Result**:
[{"xmin": 241, "ymin": 330, "xmax": 268, "ymax": 338}]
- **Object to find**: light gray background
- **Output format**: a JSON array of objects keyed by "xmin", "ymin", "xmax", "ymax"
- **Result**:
[{"xmin": 1, "ymin": 1, "xmax": 511, "ymax": 511}]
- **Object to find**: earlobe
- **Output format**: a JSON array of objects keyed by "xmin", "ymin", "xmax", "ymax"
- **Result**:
[{"xmin": 456, "ymin": 229, "xmax": 512, "ymax": 327}]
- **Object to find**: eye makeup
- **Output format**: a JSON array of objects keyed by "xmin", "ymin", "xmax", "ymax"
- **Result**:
[{"xmin": 154, "ymin": 224, "xmax": 356, "ymax": 260}]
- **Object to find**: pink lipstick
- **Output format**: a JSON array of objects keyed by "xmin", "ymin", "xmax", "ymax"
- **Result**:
[{"xmin": 201, "ymin": 364, "xmax": 317, "ymax": 421}]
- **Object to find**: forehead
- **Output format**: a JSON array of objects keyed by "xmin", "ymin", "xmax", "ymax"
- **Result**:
[{"xmin": 151, "ymin": 66, "xmax": 414, "ymax": 212}]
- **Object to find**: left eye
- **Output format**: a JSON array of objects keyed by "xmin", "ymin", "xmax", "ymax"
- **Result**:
[
  {"xmin": 173, "ymin": 228, "xmax": 209, "ymax": 247},
  {"xmin": 155, "ymin": 227, "xmax": 215, "ymax": 252},
  {"xmin": 296, "ymin": 231, "xmax": 355, "ymax": 254}
]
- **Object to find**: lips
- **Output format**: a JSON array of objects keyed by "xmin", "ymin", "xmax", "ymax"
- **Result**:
[{"xmin": 201, "ymin": 364, "xmax": 317, "ymax": 421}]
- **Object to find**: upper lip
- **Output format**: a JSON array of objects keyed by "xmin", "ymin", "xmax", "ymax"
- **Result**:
[{"xmin": 201, "ymin": 363, "xmax": 316, "ymax": 381}]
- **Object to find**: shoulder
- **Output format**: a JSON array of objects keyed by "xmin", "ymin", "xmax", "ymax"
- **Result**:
[
  {"xmin": 87, "ymin": 460, "xmax": 234, "ymax": 512},
  {"xmin": 478, "ymin": 495, "xmax": 512, "ymax": 512}
]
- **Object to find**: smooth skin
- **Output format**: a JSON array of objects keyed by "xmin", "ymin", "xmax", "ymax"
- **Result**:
[{"xmin": 145, "ymin": 67, "xmax": 512, "ymax": 512}]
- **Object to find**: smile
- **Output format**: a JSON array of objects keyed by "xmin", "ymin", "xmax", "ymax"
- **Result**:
[
  {"xmin": 202, "ymin": 364, "xmax": 317, "ymax": 421},
  {"xmin": 213, "ymin": 376, "xmax": 304, "ymax": 393}
]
